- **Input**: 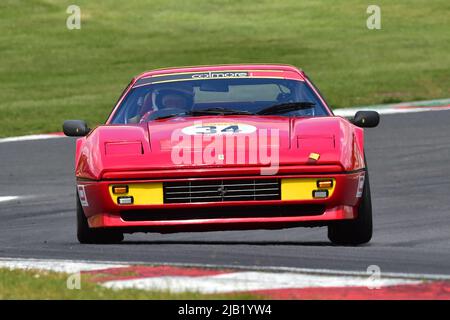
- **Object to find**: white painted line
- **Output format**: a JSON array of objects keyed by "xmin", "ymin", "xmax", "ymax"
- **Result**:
[
  {"xmin": 334, "ymin": 105, "xmax": 450, "ymax": 117},
  {"xmin": 0, "ymin": 134, "xmax": 65, "ymax": 144},
  {"xmin": 0, "ymin": 196, "xmax": 19, "ymax": 203},
  {"xmin": 119, "ymin": 260, "xmax": 450, "ymax": 281},
  {"xmin": 0, "ymin": 258, "xmax": 128, "ymax": 273},
  {"xmin": 103, "ymin": 271, "xmax": 421, "ymax": 294},
  {"xmin": 334, "ymin": 98, "xmax": 450, "ymax": 117}
]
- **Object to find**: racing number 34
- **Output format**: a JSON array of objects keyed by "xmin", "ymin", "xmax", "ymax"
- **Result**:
[{"xmin": 196, "ymin": 125, "xmax": 240, "ymax": 134}]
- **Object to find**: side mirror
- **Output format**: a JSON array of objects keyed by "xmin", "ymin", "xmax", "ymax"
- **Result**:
[
  {"xmin": 63, "ymin": 120, "xmax": 90, "ymax": 137},
  {"xmin": 352, "ymin": 111, "xmax": 380, "ymax": 128}
]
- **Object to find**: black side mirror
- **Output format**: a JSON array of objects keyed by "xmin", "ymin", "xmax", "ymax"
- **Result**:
[
  {"xmin": 352, "ymin": 111, "xmax": 380, "ymax": 128},
  {"xmin": 63, "ymin": 120, "xmax": 90, "ymax": 136}
]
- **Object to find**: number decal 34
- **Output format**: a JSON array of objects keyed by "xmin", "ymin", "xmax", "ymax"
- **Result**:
[{"xmin": 182, "ymin": 123, "xmax": 257, "ymax": 135}]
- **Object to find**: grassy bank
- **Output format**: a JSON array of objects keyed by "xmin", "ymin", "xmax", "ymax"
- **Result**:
[{"xmin": 0, "ymin": 0, "xmax": 448, "ymax": 137}]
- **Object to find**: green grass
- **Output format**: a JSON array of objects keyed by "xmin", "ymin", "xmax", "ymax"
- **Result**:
[
  {"xmin": 0, "ymin": 0, "xmax": 448, "ymax": 137},
  {"xmin": 0, "ymin": 268, "xmax": 259, "ymax": 299}
]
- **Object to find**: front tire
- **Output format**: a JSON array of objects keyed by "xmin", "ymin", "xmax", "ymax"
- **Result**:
[
  {"xmin": 327, "ymin": 170, "xmax": 373, "ymax": 246},
  {"xmin": 76, "ymin": 194, "xmax": 124, "ymax": 244}
]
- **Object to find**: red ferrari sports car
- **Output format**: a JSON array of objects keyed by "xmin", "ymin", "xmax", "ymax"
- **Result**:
[{"xmin": 63, "ymin": 64, "xmax": 379, "ymax": 245}]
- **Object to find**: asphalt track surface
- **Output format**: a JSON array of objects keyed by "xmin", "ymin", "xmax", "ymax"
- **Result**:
[{"xmin": 1, "ymin": 111, "xmax": 450, "ymax": 276}]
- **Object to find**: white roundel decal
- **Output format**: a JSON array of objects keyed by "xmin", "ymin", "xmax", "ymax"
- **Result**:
[{"xmin": 182, "ymin": 123, "xmax": 257, "ymax": 135}]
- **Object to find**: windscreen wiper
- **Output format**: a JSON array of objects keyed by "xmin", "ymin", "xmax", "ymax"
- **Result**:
[
  {"xmin": 256, "ymin": 102, "xmax": 316, "ymax": 115},
  {"xmin": 152, "ymin": 103, "xmax": 315, "ymax": 120},
  {"xmin": 189, "ymin": 107, "xmax": 254, "ymax": 116},
  {"xmin": 152, "ymin": 113, "xmax": 187, "ymax": 120},
  {"xmin": 151, "ymin": 107, "xmax": 252, "ymax": 120}
]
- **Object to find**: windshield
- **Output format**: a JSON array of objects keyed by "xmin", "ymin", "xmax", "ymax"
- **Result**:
[{"xmin": 110, "ymin": 78, "xmax": 329, "ymax": 124}]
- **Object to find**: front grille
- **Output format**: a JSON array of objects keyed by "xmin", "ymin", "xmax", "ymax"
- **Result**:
[{"xmin": 163, "ymin": 179, "xmax": 281, "ymax": 204}]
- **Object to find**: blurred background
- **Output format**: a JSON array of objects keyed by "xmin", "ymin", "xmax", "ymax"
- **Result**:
[{"xmin": 0, "ymin": 0, "xmax": 448, "ymax": 136}]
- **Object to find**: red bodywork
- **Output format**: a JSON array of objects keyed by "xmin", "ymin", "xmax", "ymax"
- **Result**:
[{"xmin": 75, "ymin": 64, "xmax": 366, "ymax": 233}]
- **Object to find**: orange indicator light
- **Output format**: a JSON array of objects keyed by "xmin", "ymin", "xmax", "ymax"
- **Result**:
[
  {"xmin": 112, "ymin": 186, "xmax": 128, "ymax": 194},
  {"xmin": 317, "ymin": 180, "xmax": 333, "ymax": 188}
]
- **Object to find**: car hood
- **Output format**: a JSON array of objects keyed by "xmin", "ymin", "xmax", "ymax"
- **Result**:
[{"xmin": 76, "ymin": 116, "xmax": 364, "ymax": 179}]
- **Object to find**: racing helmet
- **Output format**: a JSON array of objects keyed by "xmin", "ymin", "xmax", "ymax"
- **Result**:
[{"xmin": 152, "ymin": 85, "xmax": 194, "ymax": 110}]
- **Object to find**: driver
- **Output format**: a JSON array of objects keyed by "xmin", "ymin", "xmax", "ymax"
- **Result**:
[
  {"xmin": 131, "ymin": 85, "xmax": 194, "ymax": 123},
  {"xmin": 155, "ymin": 87, "xmax": 194, "ymax": 110}
]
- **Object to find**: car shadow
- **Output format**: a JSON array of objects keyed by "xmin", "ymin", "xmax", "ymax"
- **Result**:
[{"xmin": 121, "ymin": 240, "xmax": 335, "ymax": 246}]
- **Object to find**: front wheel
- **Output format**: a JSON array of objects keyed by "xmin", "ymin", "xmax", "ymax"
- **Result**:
[
  {"xmin": 327, "ymin": 170, "xmax": 373, "ymax": 246},
  {"xmin": 76, "ymin": 193, "xmax": 123, "ymax": 244}
]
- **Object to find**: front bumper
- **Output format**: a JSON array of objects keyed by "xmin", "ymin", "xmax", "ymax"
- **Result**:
[{"xmin": 77, "ymin": 171, "xmax": 364, "ymax": 232}]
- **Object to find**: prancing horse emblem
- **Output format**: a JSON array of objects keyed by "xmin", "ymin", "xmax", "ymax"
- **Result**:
[{"xmin": 217, "ymin": 186, "xmax": 227, "ymax": 197}]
